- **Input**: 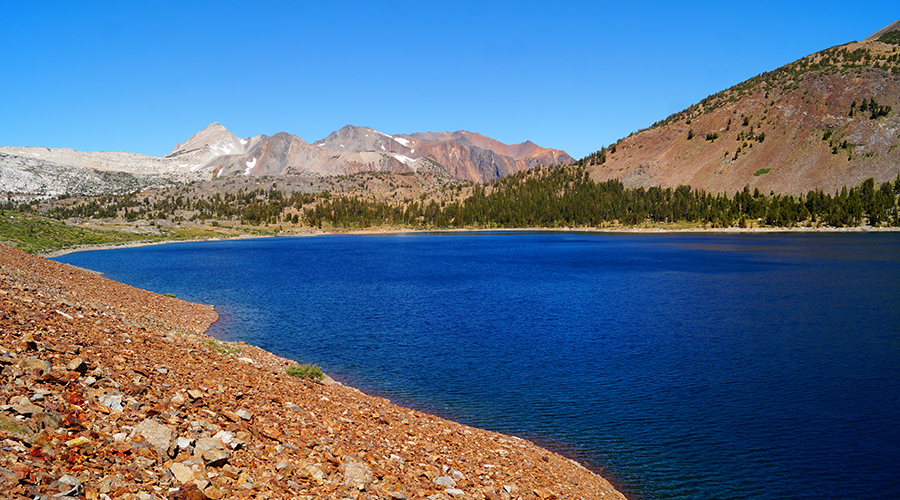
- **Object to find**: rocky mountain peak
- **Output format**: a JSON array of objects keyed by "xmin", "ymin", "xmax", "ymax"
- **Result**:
[
  {"xmin": 167, "ymin": 122, "xmax": 244, "ymax": 158},
  {"xmin": 314, "ymin": 125, "xmax": 414, "ymax": 153}
]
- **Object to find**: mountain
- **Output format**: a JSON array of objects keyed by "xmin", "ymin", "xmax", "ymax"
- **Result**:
[
  {"xmin": 583, "ymin": 21, "xmax": 900, "ymax": 195},
  {"xmin": 0, "ymin": 123, "xmax": 571, "ymax": 197}
]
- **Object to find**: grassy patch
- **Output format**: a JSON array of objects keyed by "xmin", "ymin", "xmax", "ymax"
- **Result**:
[
  {"xmin": 285, "ymin": 363, "xmax": 324, "ymax": 380},
  {"xmin": 0, "ymin": 414, "xmax": 32, "ymax": 439},
  {"xmin": 199, "ymin": 339, "xmax": 242, "ymax": 356},
  {"xmin": 0, "ymin": 210, "xmax": 162, "ymax": 254},
  {"xmin": 753, "ymin": 168, "xmax": 772, "ymax": 176}
]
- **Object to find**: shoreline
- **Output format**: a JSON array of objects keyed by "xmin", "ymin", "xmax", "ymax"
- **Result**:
[
  {"xmin": 43, "ymin": 223, "xmax": 900, "ymax": 257},
  {"xmin": 1, "ymin": 243, "xmax": 630, "ymax": 499}
]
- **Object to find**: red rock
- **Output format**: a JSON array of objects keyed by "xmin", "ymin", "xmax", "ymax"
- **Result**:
[{"xmin": 168, "ymin": 483, "xmax": 208, "ymax": 500}]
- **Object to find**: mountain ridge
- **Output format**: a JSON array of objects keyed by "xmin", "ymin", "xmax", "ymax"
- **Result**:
[{"xmin": 0, "ymin": 124, "xmax": 572, "ymax": 197}]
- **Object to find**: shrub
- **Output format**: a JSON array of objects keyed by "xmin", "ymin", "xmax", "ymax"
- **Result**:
[{"xmin": 285, "ymin": 363, "xmax": 324, "ymax": 380}]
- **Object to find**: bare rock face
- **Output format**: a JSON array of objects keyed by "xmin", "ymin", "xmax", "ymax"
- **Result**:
[{"xmin": 0, "ymin": 151, "xmax": 189, "ymax": 197}]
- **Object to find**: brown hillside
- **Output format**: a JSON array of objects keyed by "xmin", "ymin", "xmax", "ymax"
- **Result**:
[{"xmin": 588, "ymin": 36, "xmax": 900, "ymax": 195}]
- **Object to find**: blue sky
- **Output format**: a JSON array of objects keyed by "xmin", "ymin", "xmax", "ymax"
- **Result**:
[{"xmin": 1, "ymin": 2, "xmax": 896, "ymax": 159}]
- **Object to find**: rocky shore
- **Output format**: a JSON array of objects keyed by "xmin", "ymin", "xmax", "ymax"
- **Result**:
[{"xmin": 0, "ymin": 244, "xmax": 627, "ymax": 500}]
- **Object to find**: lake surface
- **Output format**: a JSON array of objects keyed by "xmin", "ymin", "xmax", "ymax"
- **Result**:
[{"xmin": 55, "ymin": 232, "xmax": 900, "ymax": 500}]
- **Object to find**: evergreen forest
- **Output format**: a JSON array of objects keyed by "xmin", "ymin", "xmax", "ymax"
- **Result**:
[{"xmin": 13, "ymin": 165, "xmax": 900, "ymax": 231}]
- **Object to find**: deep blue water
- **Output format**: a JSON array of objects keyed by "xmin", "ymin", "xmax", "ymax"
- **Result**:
[{"xmin": 55, "ymin": 232, "xmax": 900, "ymax": 500}]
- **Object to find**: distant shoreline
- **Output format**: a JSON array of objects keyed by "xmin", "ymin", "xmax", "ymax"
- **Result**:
[{"xmin": 44, "ymin": 224, "xmax": 900, "ymax": 257}]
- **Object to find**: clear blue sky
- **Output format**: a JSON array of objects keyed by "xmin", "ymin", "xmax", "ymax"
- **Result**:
[{"xmin": 1, "ymin": 2, "xmax": 896, "ymax": 160}]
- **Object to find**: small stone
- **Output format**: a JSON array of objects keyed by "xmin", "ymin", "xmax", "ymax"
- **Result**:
[
  {"xmin": 33, "ymin": 411, "xmax": 62, "ymax": 429},
  {"xmin": 433, "ymin": 476, "xmax": 456, "ymax": 488},
  {"xmin": 170, "ymin": 462, "xmax": 195, "ymax": 484},
  {"xmin": 56, "ymin": 474, "xmax": 84, "ymax": 496},
  {"xmin": 446, "ymin": 488, "xmax": 466, "ymax": 497},
  {"xmin": 96, "ymin": 392, "xmax": 124, "ymax": 411},
  {"xmin": 66, "ymin": 436, "xmax": 92, "ymax": 448},
  {"xmin": 204, "ymin": 485, "xmax": 225, "ymax": 499},
  {"xmin": 171, "ymin": 392, "xmax": 187, "ymax": 407},
  {"xmin": 295, "ymin": 463, "xmax": 326, "ymax": 485},
  {"xmin": 168, "ymin": 482, "xmax": 208, "ymax": 500},
  {"xmin": 213, "ymin": 430, "xmax": 242, "ymax": 449},
  {"xmin": 187, "ymin": 389, "xmax": 205, "ymax": 401},
  {"xmin": 534, "ymin": 487, "xmax": 558, "ymax": 500},
  {"xmin": 194, "ymin": 437, "xmax": 230, "ymax": 467},
  {"xmin": 0, "ymin": 350, "xmax": 17, "ymax": 365},
  {"xmin": 235, "ymin": 410, "xmax": 252, "ymax": 421},
  {"xmin": 66, "ymin": 357, "xmax": 87, "ymax": 374},
  {"xmin": 221, "ymin": 464, "xmax": 241, "ymax": 479},
  {"xmin": 21, "ymin": 333, "xmax": 38, "ymax": 350},
  {"xmin": 176, "ymin": 437, "xmax": 194, "ymax": 450}
]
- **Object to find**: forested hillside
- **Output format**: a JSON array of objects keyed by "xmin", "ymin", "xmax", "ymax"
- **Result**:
[
  {"xmin": 13, "ymin": 166, "xmax": 900, "ymax": 231},
  {"xmin": 579, "ymin": 26, "xmax": 900, "ymax": 194}
]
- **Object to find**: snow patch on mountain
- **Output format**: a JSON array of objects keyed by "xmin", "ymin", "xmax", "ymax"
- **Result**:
[
  {"xmin": 244, "ymin": 158, "xmax": 257, "ymax": 175},
  {"xmin": 394, "ymin": 154, "xmax": 415, "ymax": 166}
]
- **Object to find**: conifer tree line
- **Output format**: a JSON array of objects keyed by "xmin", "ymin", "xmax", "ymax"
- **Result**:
[
  {"xmin": 13, "ymin": 165, "xmax": 900, "ymax": 229},
  {"xmin": 306, "ymin": 167, "xmax": 900, "ymax": 229}
]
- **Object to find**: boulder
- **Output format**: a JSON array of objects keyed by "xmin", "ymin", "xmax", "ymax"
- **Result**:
[
  {"xmin": 133, "ymin": 418, "xmax": 175, "ymax": 456},
  {"xmin": 9, "ymin": 395, "xmax": 42, "ymax": 415},
  {"xmin": 194, "ymin": 437, "xmax": 230, "ymax": 467},
  {"xmin": 343, "ymin": 462, "xmax": 373, "ymax": 491},
  {"xmin": 18, "ymin": 356, "xmax": 51, "ymax": 375}
]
